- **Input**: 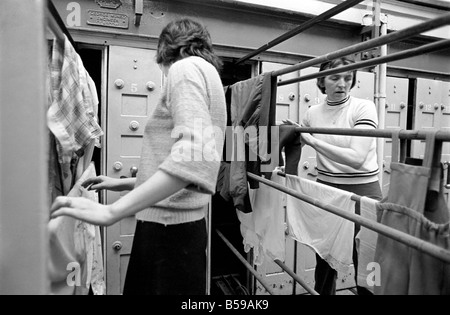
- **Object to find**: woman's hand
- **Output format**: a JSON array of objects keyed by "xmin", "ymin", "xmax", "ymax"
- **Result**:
[
  {"xmin": 282, "ymin": 119, "xmax": 315, "ymax": 147},
  {"xmin": 300, "ymin": 133, "xmax": 316, "ymax": 147},
  {"xmin": 50, "ymin": 196, "xmax": 116, "ymax": 226},
  {"xmin": 82, "ymin": 176, "xmax": 133, "ymax": 192}
]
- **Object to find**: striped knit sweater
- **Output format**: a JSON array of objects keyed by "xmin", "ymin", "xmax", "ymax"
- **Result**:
[
  {"xmin": 135, "ymin": 57, "xmax": 227, "ymax": 225},
  {"xmin": 302, "ymin": 96, "xmax": 380, "ymax": 185}
]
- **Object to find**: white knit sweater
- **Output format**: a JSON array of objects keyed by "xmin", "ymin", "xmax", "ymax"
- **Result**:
[{"xmin": 135, "ymin": 57, "xmax": 226, "ymax": 225}]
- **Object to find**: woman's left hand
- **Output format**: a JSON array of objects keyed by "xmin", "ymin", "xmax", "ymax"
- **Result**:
[
  {"xmin": 282, "ymin": 119, "xmax": 316, "ymax": 147},
  {"xmin": 301, "ymin": 132, "xmax": 316, "ymax": 147},
  {"xmin": 50, "ymin": 196, "xmax": 115, "ymax": 226}
]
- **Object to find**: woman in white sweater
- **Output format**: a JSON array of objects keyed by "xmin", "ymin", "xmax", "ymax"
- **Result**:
[
  {"xmin": 51, "ymin": 19, "xmax": 227, "ymax": 295},
  {"xmin": 286, "ymin": 56, "xmax": 383, "ymax": 295}
]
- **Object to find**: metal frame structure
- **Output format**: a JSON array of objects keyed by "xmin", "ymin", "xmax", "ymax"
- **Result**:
[{"xmin": 217, "ymin": 0, "xmax": 450, "ymax": 295}]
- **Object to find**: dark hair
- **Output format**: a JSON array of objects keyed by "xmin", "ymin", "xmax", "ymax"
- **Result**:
[
  {"xmin": 316, "ymin": 57, "xmax": 358, "ymax": 94},
  {"xmin": 156, "ymin": 18, "xmax": 223, "ymax": 72}
]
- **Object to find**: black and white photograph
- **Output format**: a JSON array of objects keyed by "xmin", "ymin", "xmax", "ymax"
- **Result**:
[{"xmin": 0, "ymin": 0, "xmax": 449, "ymax": 300}]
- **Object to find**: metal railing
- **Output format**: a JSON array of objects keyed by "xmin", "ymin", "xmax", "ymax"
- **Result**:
[{"xmin": 219, "ymin": 1, "xmax": 450, "ymax": 296}]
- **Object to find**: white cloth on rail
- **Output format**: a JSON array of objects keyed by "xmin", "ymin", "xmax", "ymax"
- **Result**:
[
  {"xmin": 355, "ymin": 197, "xmax": 379, "ymax": 294},
  {"xmin": 237, "ymin": 170, "xmax": 286, "ymax": 265},
  {"xmin": 285, "ymin": 175, "xmax": 355, "ymax": 273},
  {"xmin": 48, "ymin": 163, "xmax": 105, "ymax": 295}
]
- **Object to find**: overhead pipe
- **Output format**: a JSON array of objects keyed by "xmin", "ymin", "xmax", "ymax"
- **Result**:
[
  {"xmin": 271, "ymin": 12, "xmax": 450, "ymax": 77},
  {"xmin": 235, "ymin": 0, "xmax": 366, "ymax": 65},
  {"xmin": 277, "ymin": 38, "xmax": 450, "ymax": 86}
]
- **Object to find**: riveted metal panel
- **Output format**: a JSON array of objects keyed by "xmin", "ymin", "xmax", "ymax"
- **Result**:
[
  {"xmin": 106, "ymin": 46, "xmax": 162, "ymax": 295},
  {"xmin": 412, "ymin": 79, "xmax": 443, "ymax": 162}
]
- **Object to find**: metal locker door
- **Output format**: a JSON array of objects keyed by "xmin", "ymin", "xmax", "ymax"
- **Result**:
[
  {"xmin": 440, "ymin": 81, "xmax": 450, "ymax": 211},
  {"xmin": 352, "ymin": 71, "xmax": 375, "ymax": 101},
  {"xmin": 106, "ymin": 46, "xmax": 162, "ymax": 295},
  {"xmin": 382, "ymin": 77, "xmax": 409, "ymax": 197},
  {"xmin": 252, "ymin": 62, "xmax": 299, "ymax": 295},
  {"xmin": 412, "ymin": 79, "xmax": 442, "ymax": 159}
]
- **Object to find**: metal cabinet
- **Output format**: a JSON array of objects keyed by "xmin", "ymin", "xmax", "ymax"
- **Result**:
[
  {"xmin": 412, "ymin": 79, "xmax": 443, "ymax": 157},
  {"xmin": 105, "ymin": 46, "xmax": 162, "ymax": 295},
  {"xmin": 413, "ymin": 78, "xmax": 450, "ymax": 211}
]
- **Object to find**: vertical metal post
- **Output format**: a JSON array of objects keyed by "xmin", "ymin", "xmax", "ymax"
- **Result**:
[
  {"xmin": 377, "ymin": 10, "xmax": 388, "ymax": 187},
  {"xmin": 0, "ymin": 0, "xmax": 49, "ymax": 295},
  {"xmin": 206, "ymin": 199, "xmax": 212, "ymax": 295}
]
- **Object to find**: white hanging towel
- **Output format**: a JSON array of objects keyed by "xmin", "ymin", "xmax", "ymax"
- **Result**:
[
  {"xmin": 237, "ymin": 170, "xmax": 286, "ymax": 265},
  {"xmin": 285, "ymin": 175, "xmax": 355, "ymax": 274},
  {"xmin": 355, "ymin": 197, "xmax": 379, "ymax": 293},
  {"xmin": 48, "ymin": 163, "xmax": 105, "ymax": 295}
]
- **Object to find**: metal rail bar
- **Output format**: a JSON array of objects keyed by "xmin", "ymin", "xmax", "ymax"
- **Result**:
[
  {"xmin": 271, "ymin": 12, "xmax": 450, "ymax": 77},
  {"xmin": 291, "ymin": 127, "xmax": 450, "ymax": 141},
  {"xmin": 235, "ymin": 0, "xmax": 366, "ymax": 65},
  {"xmin": 247, "ymin": 173, "xmax": 450, "ymax": 264},
  {"xmin": 274, "ymin": 260, "xmax": 319, "ymax": 295},
  {"xmin": 216, "ymin": 229, "xmax": 276, "ymax": 295},
  {"xmin": 396, "ymin": 0, "xmax": 450, "ymax": 11},
  {"xmin": 278, "ymin": 39, "xmax": 450, "ymax": 86}
]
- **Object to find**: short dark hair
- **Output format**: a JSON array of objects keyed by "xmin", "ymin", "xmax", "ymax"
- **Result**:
[
  {"xmin": 156, "ymin": 18, "xmax": 223, "ymax": 72},
  {"xmin": 316, "ymin": 57, "xmax": 358, "ymax": 94}
]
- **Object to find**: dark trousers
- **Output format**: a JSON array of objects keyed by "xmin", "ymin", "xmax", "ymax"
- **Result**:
[
  {"xmin": 314, "ymin": 180, "xmax": 383, "ymax": 295},
  {"xmin": 123, "ymin": 219, "xmax": 207, "ymax": 295}
]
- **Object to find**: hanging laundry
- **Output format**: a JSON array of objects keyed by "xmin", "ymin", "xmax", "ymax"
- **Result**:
[
  {"xmin": 264, "ymin": 124, "xmax": 302, "ymax": 180},
  {"xmin": 47, "ymin": 35, "xmax": 103, "ymax": 193},
  {"xmin": 285, "ymin": 175, "xmax": 356, "ymax": 274},
  {"xmin": 375, "ymin": 147, "xmax": 450, "ymax": 295},
  {"xmin": 48, "ymin": 163, "xmax": 106, "ymax": 295},
  {"xmin": 236, "ymin": 170, "xmax": 286, "ymax": 265},
  {"xmin": 374, "ymin": 202, "xmax": 450, "ymax": 295},
  {"xmin": 220, "ymin": 73, "xmax": 278, "ymax": 213},
  {"xmin": 355, "ymin": 196, "xmax": 379, "ymax": 294}
]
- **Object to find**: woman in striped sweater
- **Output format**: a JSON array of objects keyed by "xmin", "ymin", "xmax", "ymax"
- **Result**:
[{"xmin": 286, "ymin": 56, "xmax": 383, "ymax": 295}]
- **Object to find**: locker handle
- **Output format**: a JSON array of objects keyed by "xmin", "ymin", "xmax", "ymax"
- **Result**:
[
  {"xmin": 130, "ymin": 166, "xmax": 139, "ymax": 178},
  {"xmin": 445, "ymin": 162, "xmax": 450, "ymax": 189}
]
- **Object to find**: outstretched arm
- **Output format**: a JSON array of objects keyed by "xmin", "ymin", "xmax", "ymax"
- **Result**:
[{"xmin": 51, "ymin": 170, "xmax": 188, "ymax": 226}]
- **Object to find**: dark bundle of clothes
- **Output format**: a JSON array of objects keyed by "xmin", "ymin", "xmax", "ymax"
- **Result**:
[{"xmin": 216, "ymin": 73, "xmax": 302, "ymax": 213}]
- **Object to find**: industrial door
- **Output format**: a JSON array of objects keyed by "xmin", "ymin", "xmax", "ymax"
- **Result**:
[
  {"xmin": 382, "ymin": 77, "xmax": 409, "ymax": 197},
  {"xmin": 106, "ymin": 46, "xmax": 162, "ymax": 295}
]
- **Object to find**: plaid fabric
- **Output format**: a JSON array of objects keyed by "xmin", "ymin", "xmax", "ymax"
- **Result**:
[{"xmin": 47, "ymin": 36, "xmax": 102, "ymax": 168}]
